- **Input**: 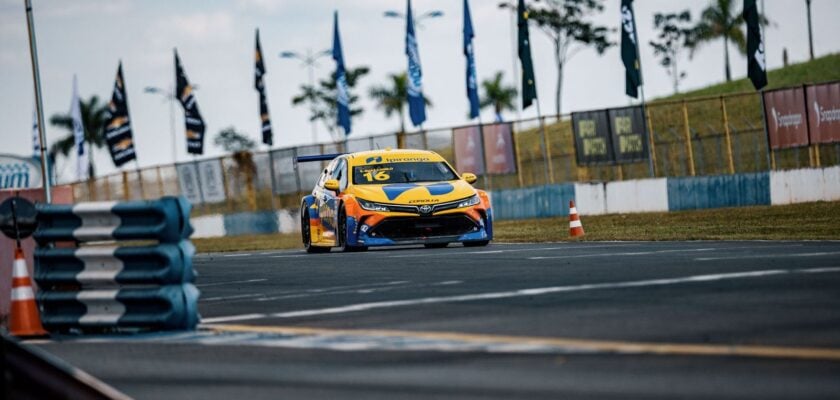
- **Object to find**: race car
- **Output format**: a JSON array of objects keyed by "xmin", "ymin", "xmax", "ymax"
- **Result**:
[{"xmin": 299, "ymin": 148, "xmax": 492, "ymax": 252}]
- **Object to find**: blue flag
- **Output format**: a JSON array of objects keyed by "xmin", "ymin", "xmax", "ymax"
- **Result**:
[
  {"xmin": 405, "ymin": 0, "xmax": 426, "ymax": 127},
  {"xmin": 463, "ymin": 0, "xmax": 479, "ymax": 119},
  {"xmin": 333, "ymin": 11, "xmax": 351, "ymax": 136}
]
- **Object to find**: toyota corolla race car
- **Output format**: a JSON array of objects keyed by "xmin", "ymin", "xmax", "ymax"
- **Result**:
[{"xmin": 299, "ymin": 149, "xmax": 492, "ymax": 252}]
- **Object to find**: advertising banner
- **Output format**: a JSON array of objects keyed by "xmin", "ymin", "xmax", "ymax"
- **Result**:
[
  {"xmin": 572, "ymin": 110, "xmax": 614, "ymax": 165},
  {"xmin": 0, "ymin": 154, "xmax": 41, "ymax": 189},
  {"xmin": 453, "ymin": 125, "xmax": 485, "ymax": 175},
  {"xmin": 608, "ymin": 106, "xmax": 649, "ymax": 163},
  {"xmin": 806, "ymin": 82, "xmax": 840, "ymax": 144},
  {"xmin": 481, "ymin": 123, "xmax": 517, "ymax": 174},
  {"xmin": 176, "ymin": 163, "xmax": 202, "ymax": 204},
  {"xmin": 196, "ymin": 159, "xmax": 226, "ymax": 203},
  {"xmin": 762, "ymin": 87, "xmax": 810, "ymax": 149}
]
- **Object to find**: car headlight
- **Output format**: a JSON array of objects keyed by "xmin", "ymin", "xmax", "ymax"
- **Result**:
[
  {"xmin": 457, "ymin": 194, "xmax": 481, "ymax": 208},
  {"xmin": 358, "ymin": 198, "xmax": 391, "ymax": 212}
]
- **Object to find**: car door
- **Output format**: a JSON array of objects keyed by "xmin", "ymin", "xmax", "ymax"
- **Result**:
[{"xmin": 320, "ymin": 158, "xmax": 346, "ymax": 240}]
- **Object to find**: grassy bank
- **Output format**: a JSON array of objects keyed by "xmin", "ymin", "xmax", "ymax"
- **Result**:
[{"xmin": 192, "ymin": 201, "xmax": 840, "ymax": 253}]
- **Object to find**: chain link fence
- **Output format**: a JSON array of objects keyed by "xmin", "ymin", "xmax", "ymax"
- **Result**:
[{"xmin": 68, "ymin": 91, "xmax": 840, "ymax": 215}]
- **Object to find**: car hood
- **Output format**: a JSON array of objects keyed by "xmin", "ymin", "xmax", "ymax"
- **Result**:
[{"xmin": 348, "ymin": 180, "xmax": 476, "ymax": 205}]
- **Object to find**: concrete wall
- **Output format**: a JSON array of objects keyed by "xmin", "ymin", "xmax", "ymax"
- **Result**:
[
  {"xmin": 771, "ymin": 166, "xmax": 840, "ymax": 205},
  {"xmin": 668, "ymin": 172, "xmax": 770, "ymax": 211},
  {"xmin": 605, "ymin": 178, "xmax": 669, "ymax": 214}
]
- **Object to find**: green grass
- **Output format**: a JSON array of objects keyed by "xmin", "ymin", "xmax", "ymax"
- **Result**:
[
  {"xmin": 191, "ymin": 201, "xmax": 840, "ymax": 253},
  {"xmin": 656, "ymin": 53, "xmax": 840, "ymax": 101}
]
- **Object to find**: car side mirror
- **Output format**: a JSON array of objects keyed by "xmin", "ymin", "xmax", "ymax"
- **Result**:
[
  {"xmin": 324, "ymin": 179, "xmax": 340, "ymax": 192},
  {"xmin": 462, "ymin": 173, "xmax": 477, "ymax": 184}
]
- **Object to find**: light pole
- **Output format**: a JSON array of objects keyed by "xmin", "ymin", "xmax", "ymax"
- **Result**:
[
  {"xmin": 144, "ymin": 86, "xmax": 178, "ymax": 164},
  {"xmin": 279, "ymin": 49, "xmax": 331, "ymax": 144},
  {"xmin": 383, "ymin": 9, "xmax": 444, "ymax": 29}
]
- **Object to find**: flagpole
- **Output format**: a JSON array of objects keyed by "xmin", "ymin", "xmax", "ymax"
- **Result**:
[
  {"xmin": 476, "ymin": 116, "xmax": 489, "ymax": 190},
  {"xmin": 631, "ymin": 13, "xmax": 654, "ymax": 178},
  {"xmin": 24, "ymin": 0, "xmax": 51, "ymax": 203},
  {"xmin": 534, "ymin": 99, "xmax": 551, "ymax": 185}
]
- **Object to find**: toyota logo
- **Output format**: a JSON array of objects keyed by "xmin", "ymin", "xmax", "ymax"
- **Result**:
[{"xmin": 418, "ymin": 205, "xmax": 433, "ymax": 214}]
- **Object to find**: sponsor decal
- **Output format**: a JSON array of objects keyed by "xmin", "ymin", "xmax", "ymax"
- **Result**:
[
  {"xmin": 771, "ymin": 107, "xmax": 803, "ymax": 130},
  {"xmin": 814, "ymin": 101, "xmax": 840, "ymax": 126}
]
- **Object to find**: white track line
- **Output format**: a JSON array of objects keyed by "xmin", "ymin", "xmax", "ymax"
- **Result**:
[
  {"xmin": 200, "ymin": 266, "xmax": 840, "ymax": 324},
  {"xmin": 695, "ymin": 251, "xmax": 840, "ymax": 261},
  {"xmin": 196, "ymin": 279, "xmax": 268, "ymax": 287}
]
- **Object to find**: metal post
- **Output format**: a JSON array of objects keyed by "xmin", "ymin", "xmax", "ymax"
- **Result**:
[
  {"xmin": 681, "ymin": 100, "xmax": 696, "ymax": 176},
  {"xmin": 476, "ymin": 120, "xmax": 489, "ymax": 190},
  {"xmin": 513, "ymin": 127, "xmax": 524, "ymax": 188},
  {"xmin": 645, "ymin": 106, "xmax": 657, "ymax": 177},
  {"xmin": 169, "ymin": 85, "xmax": 177, "ymax": 164},
  {"xmin": 534, "ymin": 104, "xmax": 553, "ymax": 185},
  {"xmin": 155, "ymin": 165, "xmax": 165, "ymax": 197},
  {"xmin": 121, "ymin": 170, "xmax": 131, "ymax": 201},
  {"xmin": 268, "ymin": 149, "xmax": 278, "ymax": 210},
  {"xmin": 24, "ymin": 0, "xmax": 51, "ymax": 203},
  {"xmin": 219, "ymin": 158, "xmax": 234, "ymax": 212},
  {"xmin": 759, "ymin": 91, "xmax": 773, "ymax": 170},
  {"xmin": 720, "ymin": 97, "xmax": 736, "ymax": 174},
  {"xmin": 103, "ymin": 175, "xmax": 112, "ymax": 201}
]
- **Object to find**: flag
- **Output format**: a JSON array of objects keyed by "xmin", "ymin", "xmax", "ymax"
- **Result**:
[
  {"xmin": 175, "ymin": 50, "xmax": 206, "ymax": 155},
  {"xmin": 333, "ymin": 12, "xmax": 352, "ymax": 136},
  {"xmin": 70, "ymin": 75, "xmax": 88, "ymax": 180},
  {"xmin": 255, "ymin": 29, "xmax": 273, "ymax": 146},
  {"xmin": 463, "ymin": 0, "xmax": 480, "ymax": 119},
  {"xmin": 406, "ymin": 0, "xmax": 427, "ymax": 127},
  {"xmin": 517, "ymin": 0, "xmax": 537, "ymax": 109},
  {"xmin": 32, "ymin": 107, "xmax": 40, "ymax": 158},
  {"xmin": 621, "ymin": 0, "xmax": 641, "ymax": 98},
  {"xmin": 103, "ymin": 62, "xmax": 137, "ymax": 167},
  {"xmin": 744, "ymin": 0, "xmax": 767, "ymax": 90}
]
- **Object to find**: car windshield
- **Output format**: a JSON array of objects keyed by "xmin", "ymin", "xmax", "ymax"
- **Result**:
[{"xmin": 352, "ymin": 162, "xmax": 457, "ymax": 185}]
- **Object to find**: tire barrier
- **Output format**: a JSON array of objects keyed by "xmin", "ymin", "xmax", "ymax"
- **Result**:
[{"xmin": 33, "ymin": 196, "xmax": 199, "ymax": 332}]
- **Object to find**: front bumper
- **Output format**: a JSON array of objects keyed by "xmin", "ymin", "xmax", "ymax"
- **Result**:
[{"xmin": 346, "ymin": 210, "xmax": 492, "ymax": 247}]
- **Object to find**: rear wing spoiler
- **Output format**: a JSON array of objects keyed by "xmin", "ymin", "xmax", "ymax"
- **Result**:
[{"xmin": 294, "ymin": 153, "xmax": 344, "ymax": 169}]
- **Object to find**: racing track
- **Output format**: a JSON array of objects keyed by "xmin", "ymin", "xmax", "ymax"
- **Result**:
[{"xmin": 34, "ymin": 241, "xmax": 840, "ymax": 399}]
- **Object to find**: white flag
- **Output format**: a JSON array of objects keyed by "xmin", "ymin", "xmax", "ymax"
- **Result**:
[
  {"xmin": 32, "ymin": 106, "xmax": 40, "ymax": 158},
  {"xmin": 71, "ymin": 75, "xmax": 88, "ymax": 180}
]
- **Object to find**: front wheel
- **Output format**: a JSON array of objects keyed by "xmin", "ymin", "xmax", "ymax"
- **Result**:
[
  {"xmin": 337, "ymin": 206, "xmax": 368, "ymax": 253},
  {"xmin": 302, "ymin": 208, "xmax": 330, "ymax": 253}
]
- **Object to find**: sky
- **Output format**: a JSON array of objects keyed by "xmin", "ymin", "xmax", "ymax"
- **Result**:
[{"xmin": 1, "ymin": 0, "xmax": 838, "ymax": 183}]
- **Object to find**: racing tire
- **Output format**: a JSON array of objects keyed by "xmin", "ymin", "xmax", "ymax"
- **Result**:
[
  {"xmin": 337, "ymin": 206, "xmax": 368, "ymax": 253},
  {"xmin": 424, "ymin": 243, "xmax": 449, "ymax": 249},
  {"xmin": 463, "ymin": 240, "xmax": 490, "ymax": 247},
  {"xmin": 302, "ymin": 208, "xmax": 330, "ymax": 253}
]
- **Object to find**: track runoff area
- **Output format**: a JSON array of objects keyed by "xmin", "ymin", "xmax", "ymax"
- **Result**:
[{"xmin": 35, "ymin": 241, "xmax": 840, "ymax": 399}]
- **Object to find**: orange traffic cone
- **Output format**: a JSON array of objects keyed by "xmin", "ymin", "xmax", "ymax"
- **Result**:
[
  {"xmin": 9, "ymin": 247, "xmax": 47, "ymax": 337},
  {"xmin": 569, "ymin": 200, "xmax": 585, "ymax": 238}
]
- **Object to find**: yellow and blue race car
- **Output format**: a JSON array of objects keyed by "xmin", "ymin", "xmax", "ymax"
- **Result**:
[{"xmin": 299, "ymin": 148, "xmax": 492, "ymax": 252}]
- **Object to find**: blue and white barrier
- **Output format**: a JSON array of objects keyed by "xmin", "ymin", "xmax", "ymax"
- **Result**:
[{"xmin": 188, "ymin": 166, "xmax": 840, "ymax": 237}]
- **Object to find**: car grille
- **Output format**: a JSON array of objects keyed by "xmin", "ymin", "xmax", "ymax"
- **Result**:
[
  {"xmin": 384, "ymin": 197, "xmax": 470, "ymax": 215},
  {"xmin": 368, "ymin": 215, "xmax": 479, "ymax": 239}
]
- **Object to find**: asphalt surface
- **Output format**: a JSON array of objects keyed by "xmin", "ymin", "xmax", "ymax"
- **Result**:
[{"xmin": 33, "ymin": 241, "xmax": 840, "ymax": 399}]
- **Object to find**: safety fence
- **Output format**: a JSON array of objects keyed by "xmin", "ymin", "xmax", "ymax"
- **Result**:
[{"xmin": 66, "ymin": 87, "xmax": 840, "ymax": 216}]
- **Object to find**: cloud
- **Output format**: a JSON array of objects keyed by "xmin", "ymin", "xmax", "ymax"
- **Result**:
[{"xmin": 160, "ymin": 11, "xmax": 236, "ymax": 42}]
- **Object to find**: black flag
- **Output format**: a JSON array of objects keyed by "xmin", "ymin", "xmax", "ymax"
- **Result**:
[
  {"xmin": 744, "ymin": 0, "xmax": 767, "ymax": 90},
  {"xmin": 621, "ymin": 0, "xmax": 641, "ymax": 98},
  {"xmin": 103, "ymin": 61, "xmax": 137, "ymax": 167},
  {"xmin": 255, "ymin": 29, "xmax": 273, "ymax": 146},
  {"xmin": 175, "ymin": 50, "xmax": 206, "ymax": 155},
  {"xmin": 517, "ymin": 0, "xmax": 537, "ymax": 109}
]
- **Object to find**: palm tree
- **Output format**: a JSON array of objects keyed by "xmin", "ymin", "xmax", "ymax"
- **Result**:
[
  {"xmin": 49, "ymin": 95, "xmax": 108, "ymax": 180},
  {"xmin": 480, "ymin": 71, "xmax": 517, "ymax": 122},
  {"xmin": 292, "ymin": 66, "xmax": 369, "ymax": 142},
  {"xmin": 689, "ymin": 0, "xmax": 766, "ymax": 82},
  {"xmin": 368, "ymin": 72, "xmax": 431, "ymax": 133}
]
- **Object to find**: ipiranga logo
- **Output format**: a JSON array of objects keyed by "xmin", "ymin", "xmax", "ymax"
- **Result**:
[
  {"xmin": 813, "ymin": 101, "xmax": 840, "ymax": 127},
  {"xmin": 771, "ymin": 107, "xmax": 802, "ymax": 130}
]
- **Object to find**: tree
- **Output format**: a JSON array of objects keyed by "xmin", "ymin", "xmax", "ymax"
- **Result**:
[
  {"xmin": 292, "ymin": 65, "xmax": 369, "ymax": 142},
  {"xmin": 49, "ymin": 95, "xmax": 108, "ymax": 180},
  {"xmin": 213, "ymin": 127, "xmax": 256, "ymax": 153},
  {"xmin": 649, "ymin": 11, "xmax": 694, "ymax": 94},
  {"xmin": 500, "ymin": 0, "xmax": 612, "ymax": 117},
  {"xmin": 479, "ymin": 71, "xmax": 517, "ymax": 122},
  {"xmin": 368, "ymin": 72, "xmax": 432, "ymax": 133},
  {"xmin": 689, "ymin": 0, "xmax": 767, "ymax": 82}
]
